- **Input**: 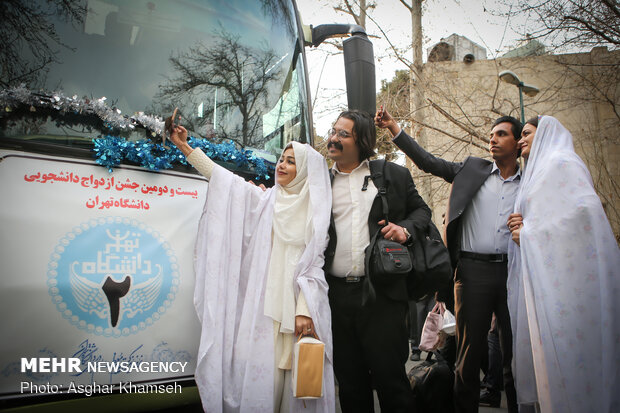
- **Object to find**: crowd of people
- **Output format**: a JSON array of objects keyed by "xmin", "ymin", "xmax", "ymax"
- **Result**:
[{"xmin": 168, "ymin": 107, "xmax": 619, "ymax": 413}]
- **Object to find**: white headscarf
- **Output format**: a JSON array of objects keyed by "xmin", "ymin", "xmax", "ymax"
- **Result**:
[
  {"xmin": 193, "ymin": 141, "xmax": 335, "ymax": 413},
  {"xmin": 507, "ymin": 116, "xmax": 620, "ymax": 412},
  {"xmin": 264, "ymin": 141, "xmax": 313, "ymax": 334}
]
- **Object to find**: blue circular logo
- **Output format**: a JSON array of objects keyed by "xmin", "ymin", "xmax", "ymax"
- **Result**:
[{"xmin": 47, "ymin": 217, "xmax": 179, "ymax": 337}]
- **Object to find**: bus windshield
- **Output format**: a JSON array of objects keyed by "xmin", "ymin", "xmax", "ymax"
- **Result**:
[{"xmin": 1, "ymin": 0, "xmax": 310, "ymax": 167}]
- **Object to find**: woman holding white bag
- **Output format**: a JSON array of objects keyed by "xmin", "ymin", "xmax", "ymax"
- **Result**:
[{"xmin": 169, "ymin": 123, "xmax": 335, "ymax": 413}]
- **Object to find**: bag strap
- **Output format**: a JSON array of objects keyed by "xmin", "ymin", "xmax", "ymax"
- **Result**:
[
  {"xmin": 366, "ymin": 159, "xmax": 390, "ymax": 222},
  {"xmin": 438, "ymin": 301, "xmax": 446, "ymax": 315},
  {"xmin": 362, "ymin": 228, "xmax": 382, "ymax": 305},
  {"xmin": 431, "ymin": 301, "xmax": 444, "ymax": 315},
  {"xmin": 362, "ymin": 160, "xmax": 389, "ymax": 306},
  {"xmin": 378, "ymin": 159, "xmax": 389, "ymax": 223},
  {"xmin": 298, "ymin": 332, "xmax": 320, "ymax": 341}
]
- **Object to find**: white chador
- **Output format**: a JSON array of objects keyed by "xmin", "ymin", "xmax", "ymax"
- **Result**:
[
  {"xmin": 189, "ymin": 142, "xmax": 335, "ymax": 413},
  {"xmin": 507, "ymin": 116, "xmax": 620, "ymax": 413}
]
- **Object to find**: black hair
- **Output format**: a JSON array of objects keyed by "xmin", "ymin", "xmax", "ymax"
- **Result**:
[
  {"xmin": 492, "ymin": 116, "xmax": 523, "ymax": 142},
  {"xmin": 525, "ymin": 116, "xmax": 539, "ymax": 128},
  {"xmin": 337, "ymin": 110, "xmax": 376, "ymax": 161}
]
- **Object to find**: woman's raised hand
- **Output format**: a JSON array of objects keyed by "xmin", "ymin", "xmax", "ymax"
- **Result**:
[
  {"xmin": 169, "ymin": 125, "xmax": 193, "ymax": 157},
  {"xmin": 169, "ymin": 125, "xmax": 188, "ymax": 147}
]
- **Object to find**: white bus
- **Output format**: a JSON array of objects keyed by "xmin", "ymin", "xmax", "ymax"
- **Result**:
[{"xmin": 0, "ymin": 0, "xmax": 375, "ymax": 410}]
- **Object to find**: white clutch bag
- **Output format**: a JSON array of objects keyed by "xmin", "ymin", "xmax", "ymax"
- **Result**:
[{"xmin": 292, "ymin": 336, "xmax": 325, "ymax": 399}]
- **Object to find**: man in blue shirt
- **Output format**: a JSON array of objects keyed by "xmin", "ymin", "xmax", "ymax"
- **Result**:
[{"xmin": 376, "ymin": 108, "xmax": 520, "ymax": 413}]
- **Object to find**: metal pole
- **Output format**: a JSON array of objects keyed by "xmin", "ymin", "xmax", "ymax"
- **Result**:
[{"xmin": 518, "ymin": 83, "xmax": 525, "ymax": 122}]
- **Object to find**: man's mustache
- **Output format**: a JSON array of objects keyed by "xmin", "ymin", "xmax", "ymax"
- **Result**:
[{"xmin": 327, "ymin": 140, "xmax": 344, "ymax": 151}]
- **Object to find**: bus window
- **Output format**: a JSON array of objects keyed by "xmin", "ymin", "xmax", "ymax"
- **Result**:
[{"xmin": 1, "ymin": 0, "xmax": 311, "ymax": 172}]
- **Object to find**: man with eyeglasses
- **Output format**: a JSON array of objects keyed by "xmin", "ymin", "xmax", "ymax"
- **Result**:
[{"xmin": 323, "ymin": 109, "xmax": 431, "ymax": 413}]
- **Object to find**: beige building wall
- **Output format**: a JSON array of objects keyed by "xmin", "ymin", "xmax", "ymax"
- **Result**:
[{"xmin": 405, "ymin": 47, "xmax": 620, "ymax": 239}]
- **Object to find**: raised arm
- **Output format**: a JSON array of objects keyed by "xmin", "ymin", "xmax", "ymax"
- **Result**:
[
  {"xmin": 379, "ymin": 165, "xmax": 432, "ymax": 244},
  {"xmin": 375, "ymin": 107, "xmax": 462, "ymax": 183},
  {"xmin": 169, "ymin": 125, "xmax": 215, "ymax": 179},
  {"xmin": 399, "ymin": 167, "xmax": 432, "ymax": 232}
]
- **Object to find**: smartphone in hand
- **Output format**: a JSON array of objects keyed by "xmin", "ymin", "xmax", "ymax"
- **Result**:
[
  {"xmin": 164, "ymin": 107, "xmax": 179, "ymax": 135},
  {"xmin": 376, "ymin": 104, "xmax": 387, "ymax": 122},
  {"xmin": 162, "ymin": 107, "xmax": 179, "ymax": 149}
]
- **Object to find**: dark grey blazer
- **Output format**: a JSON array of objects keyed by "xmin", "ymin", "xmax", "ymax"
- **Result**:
[
  {"xmin": 393, "ymin": 130, "xmax": 493, "ymax": 267},
  {"xmin": 324, "ymin": 159, "xmax": 431, "ymax": 301}
]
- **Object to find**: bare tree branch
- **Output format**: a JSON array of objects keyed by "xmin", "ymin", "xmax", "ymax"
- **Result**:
[
  {"xmin": 0, "ymin": 0, "xmax": 85, "ymax": 88},
  {"xmin": 563, "ymin": 15, "xmax": 620, "ymax": 45},
  {"xmin": 158, "ymin": 31, "xmax": 280, "ymax": 147},
  {"xmin": 427, "ymin": 99, "xmax": 490, "ymax": 144},
  {"xmin": 369, "ymin": 17, "xmax": 413, "ymax": 70},
  {"xmin": 412, "ymin": 119, "xmax": 489, "ymax": 151},
  {"xmin": 498, "ymin": 0, "xmax": 620, "ymax": 51},
  {"xmin": 399, "ymin": 0, "xmax": 412, "ymax": 12}
]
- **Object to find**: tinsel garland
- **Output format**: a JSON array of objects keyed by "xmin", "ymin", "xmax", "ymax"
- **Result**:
[
  {"xmin": 0, "ymin": 84, "xmax": 164, "ymax": 134},
  {"xmin": 93, "ymin": 135, "xmax": 271, "ymax": 180},
  {"xmin": 1, "ymin": 85, "xmax": 272, "ymax": 180}
]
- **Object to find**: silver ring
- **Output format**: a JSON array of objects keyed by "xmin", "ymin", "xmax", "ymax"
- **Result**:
[
  {"xmin": 390, "ymin": 237, "xmax": 394, "ymax": 241},
  {"xmin": 307, "ymin": 328, "xmax": 312, "ymax": 332}
]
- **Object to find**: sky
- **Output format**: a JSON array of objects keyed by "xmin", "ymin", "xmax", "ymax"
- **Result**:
[{"xmin": 296, "ymin": 0, "xmax": 527, "ymax": 135}]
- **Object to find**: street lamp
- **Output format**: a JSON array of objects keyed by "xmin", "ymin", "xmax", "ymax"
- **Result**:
[{"xmin": 499, "ymin": 70, "xmax": 540, "ymax": 122}]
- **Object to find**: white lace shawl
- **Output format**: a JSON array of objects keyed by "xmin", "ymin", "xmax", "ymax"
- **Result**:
[
  {"xmin": 193, "ymin": 143, "xmax": 335, "ymax": 413},
  {"xmin": 507, "ymin": 116, "xmax": 620, "ymax": 412}
]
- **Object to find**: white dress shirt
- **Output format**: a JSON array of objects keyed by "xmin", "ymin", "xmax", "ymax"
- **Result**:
[
  {"xmin": 460, "ymin": 163, "xmax": 521, "ymax": 254},
  {"xmin": 329, "ymin": 160, "xmax": 378, "ymax": 277}
]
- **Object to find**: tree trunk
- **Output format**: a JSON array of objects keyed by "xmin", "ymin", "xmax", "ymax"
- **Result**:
[
  {"xmin": 359, "ymin": 0, "xmax": 367, "ymax": 28},
  {"xmin": 409, "ymin": 0, "xmax": 433, "ymax": 209}
]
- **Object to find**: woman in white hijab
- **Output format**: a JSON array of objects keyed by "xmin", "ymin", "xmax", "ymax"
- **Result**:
[
  {"xmin": 169, "ymin": 125, "xmax": 335, "ymax": 413},
  {"xmin": 506, "ymin": 116, "xmax": 619, "ymax": 413}
]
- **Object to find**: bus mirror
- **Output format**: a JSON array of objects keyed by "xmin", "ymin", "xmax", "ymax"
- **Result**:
[
  {"xmin": 343, "ymin": 35, "xmax": 376, "ymax": 116},
  {"xmin": 307, "ymin": 24, "xmax": 376, "ymax": 116}
]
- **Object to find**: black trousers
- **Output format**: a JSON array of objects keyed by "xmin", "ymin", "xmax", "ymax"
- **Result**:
[
  {"xmin": 481, "ymin": 316, "xmax": 503, "ymax": 393},
  {"xmin": 453, "ymin": 257, "xmax": 517, "ymax": 413},
  {"xmin": 327, "ymin": 276, "xmax": 413, "ymax": 413}
]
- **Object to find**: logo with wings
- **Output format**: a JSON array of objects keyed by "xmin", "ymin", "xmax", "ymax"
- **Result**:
[{"xmin": 47, "ymin": 217, "xmax": 179, "ymax": 337}]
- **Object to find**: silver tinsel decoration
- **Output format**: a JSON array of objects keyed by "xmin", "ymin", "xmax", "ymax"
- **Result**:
[{"xmin": 0, "ymin": 85, "xmax": 165, "ymax": 134}]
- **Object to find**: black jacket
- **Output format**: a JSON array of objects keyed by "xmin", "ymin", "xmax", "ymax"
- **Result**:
[
  {"xmin": 393, "ymin": 130, "xmax": 494, "ymax": 266},
  {"xmin": 324, "ymin": 159, "xmax": 431, "ymax": 301}
]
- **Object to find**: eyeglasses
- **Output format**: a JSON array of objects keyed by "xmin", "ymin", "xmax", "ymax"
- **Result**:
[{"xmin": 328, "ymin": 128, "xmax": 353, "ymax": 139}]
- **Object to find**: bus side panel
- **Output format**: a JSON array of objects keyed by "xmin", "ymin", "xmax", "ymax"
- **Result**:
[{"xmin": 0, "ymin": 151, "xmax": 205, "ymax": 397}]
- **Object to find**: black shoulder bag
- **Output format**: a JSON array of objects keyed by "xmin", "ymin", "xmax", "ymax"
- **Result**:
[
  {"xmin": 363, "ymin": 161, "xmax": 413, "ymax": 304},
  {"xmin": 407, "ymin": 220, "xmax": 452, "ymax": 301}
]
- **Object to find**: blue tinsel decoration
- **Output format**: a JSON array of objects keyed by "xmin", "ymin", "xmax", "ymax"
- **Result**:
[
  {"xmin": 92, "ymin": 135, "xmax": 272, "ymax": 180},
  {"xmin": 93, "ymin": 135, "xmax": 128, "ymax": 172}
]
